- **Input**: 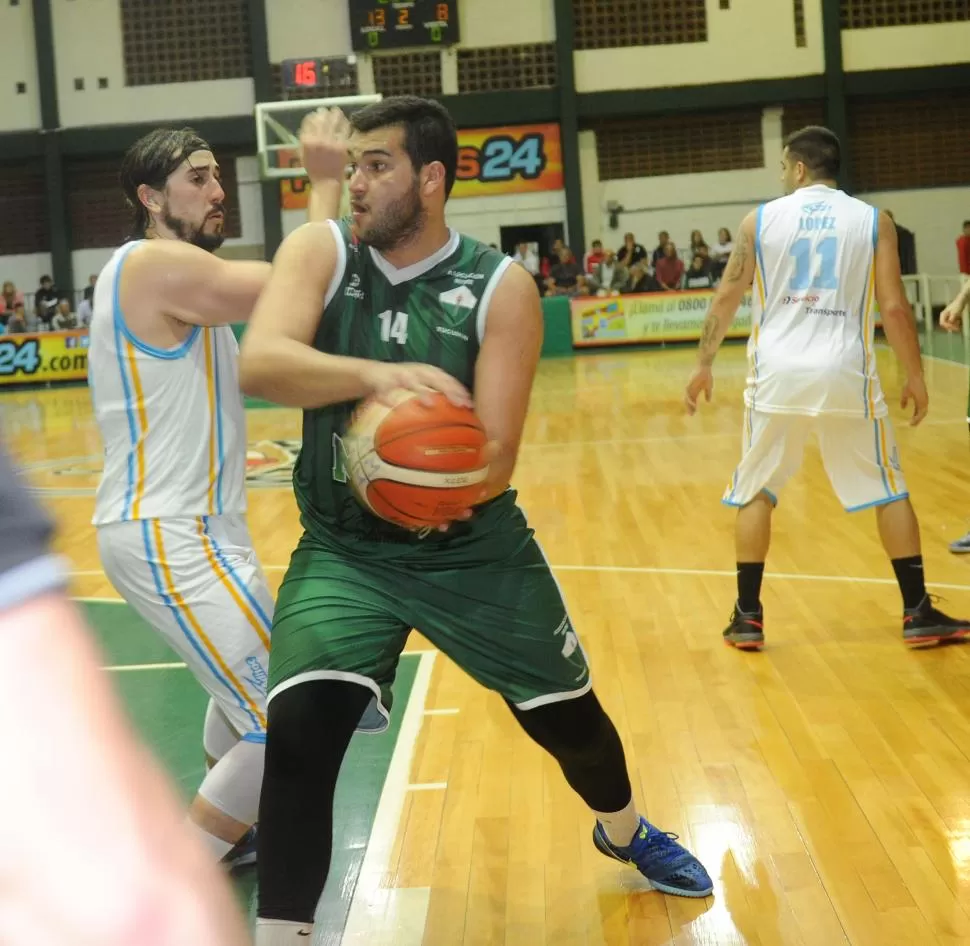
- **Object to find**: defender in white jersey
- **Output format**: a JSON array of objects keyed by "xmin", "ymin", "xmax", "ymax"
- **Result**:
[
  {"xmin": 685, "ymin": 124, "xmax": 969, "ymax": 648},
  {"xmin": 89, "ymin": 116, "xmax": 348, "ymax": 866}
]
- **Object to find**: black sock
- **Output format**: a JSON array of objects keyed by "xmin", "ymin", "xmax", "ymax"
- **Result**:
[
  {"xmin": 736, "ymin": 562, "xmax": 765, "ymax": 613},
  {"xmin": 892, "ymin": 555, "xmax": 926, "ymax": 611}
]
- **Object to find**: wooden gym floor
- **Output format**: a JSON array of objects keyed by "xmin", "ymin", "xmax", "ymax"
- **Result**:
[{"xmin": 7, "ymin": 337, "xmax": 970, "ymax": 946}]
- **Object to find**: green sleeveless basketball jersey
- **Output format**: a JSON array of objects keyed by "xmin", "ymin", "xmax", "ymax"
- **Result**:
[{"xmin": 293, "ymin": 217, "xmax": 518, "ymax": 559}]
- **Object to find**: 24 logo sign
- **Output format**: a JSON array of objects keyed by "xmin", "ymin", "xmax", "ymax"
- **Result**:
[{"xmin": 451, "ymin": 124, "xmax": 563, "ymax": 199}]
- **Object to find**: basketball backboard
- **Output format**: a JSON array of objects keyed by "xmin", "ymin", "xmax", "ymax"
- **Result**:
[{"xmin": 255, "ymin": 94, "xmax": 382, "ymax": 181}]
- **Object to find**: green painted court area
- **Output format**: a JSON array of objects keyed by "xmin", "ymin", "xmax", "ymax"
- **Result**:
[{"xmin": 80, "ymin": 601, "xmax": 418, "ymax": 940}]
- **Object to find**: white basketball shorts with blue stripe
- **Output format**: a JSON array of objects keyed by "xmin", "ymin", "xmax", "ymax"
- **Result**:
[
  {"xmin": 97, "ymin": 513, "xmax": 272, "ymax": 741},
  {"xmin": 722, "ymin": 410, "xmax": 909, "ymax": 513}
]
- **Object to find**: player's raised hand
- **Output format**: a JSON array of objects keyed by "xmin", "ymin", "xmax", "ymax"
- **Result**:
[
  {"xmin": 299, "ymin": 107, "xmax": 350, "ymax": 184},
  {"xmin": 363, "ymin": 361, "xmax": 473, "ymax": 409},
  {"xmin": 684, "ymin": 365, "xmax": 714, "ymax": 415},
  {"xmin": 940, "ymin": 298, "xmax": 965, "ymax": 333},
  {"xmin": 900, "ymin": 374, "xmax": 929, "ymax": 426}
]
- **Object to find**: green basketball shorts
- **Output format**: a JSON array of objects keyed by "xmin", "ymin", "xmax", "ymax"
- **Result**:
[{"xmin": 267, "ymin": 530, "xmax": 591, "ymax": 733}]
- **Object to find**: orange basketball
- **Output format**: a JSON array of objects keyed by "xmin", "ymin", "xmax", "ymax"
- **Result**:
[{"xmin": 343, "ymin": 388, "xmax": 489, "ymax": 530}]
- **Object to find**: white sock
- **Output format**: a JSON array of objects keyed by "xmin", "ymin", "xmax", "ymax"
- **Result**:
[
  {"xmin": 255, "ymin": 918, "xmax": 315, "ymax": 944},
  {"xmin": 186, "ymin": 816, "xmax": 235, "ymax": 859},
  {"xmin": 594, "ymin": 798, "xmax": 641, "ymax": 848}
]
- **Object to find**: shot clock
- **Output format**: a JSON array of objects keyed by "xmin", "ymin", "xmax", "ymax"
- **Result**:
[{"xmin": 348, "ymin": 0, "xmax": 459, "ymax": 51}]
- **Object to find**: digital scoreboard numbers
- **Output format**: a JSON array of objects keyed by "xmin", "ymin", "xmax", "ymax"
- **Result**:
[{"xmin": 349, "ymin": 0, "xmax": 459, "ymax": 51}]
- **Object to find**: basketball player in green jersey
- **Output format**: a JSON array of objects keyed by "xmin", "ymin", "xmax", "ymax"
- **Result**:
[
  {"xmin": 240, "ymin": 96, "xmax": 713, "ymax": 944},
  {"xmin": 941, "ymin": 282, "xmax": 970, "ymax": 550}
]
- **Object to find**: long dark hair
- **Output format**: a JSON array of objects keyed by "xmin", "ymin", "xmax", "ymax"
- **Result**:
[{"xmin": 120, "ymin": 127, "xmax": 212, "ymax": 238}]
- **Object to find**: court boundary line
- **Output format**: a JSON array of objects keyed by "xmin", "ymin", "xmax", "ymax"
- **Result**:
[
  {"xmin": 70, "ymin": 568, "xmax": 970, "ymax": 593},
  {"xmin": 341, "ymin": 650, "xmax": 437, "ymax": 945}
]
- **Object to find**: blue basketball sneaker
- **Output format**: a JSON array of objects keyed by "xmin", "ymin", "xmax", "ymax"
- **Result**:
[
  {"xmin": 221, "ymin": 825, "xmax": 257, "ymax": 871},
  {"xmin": 593, "ymin": 816, "xmax": 713, "ymax": 898}
]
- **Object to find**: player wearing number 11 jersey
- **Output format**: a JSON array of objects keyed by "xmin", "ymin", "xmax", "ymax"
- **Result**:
[{"xmin": 685, "ymin": 124, "xmax": 970, "ymax": 648}]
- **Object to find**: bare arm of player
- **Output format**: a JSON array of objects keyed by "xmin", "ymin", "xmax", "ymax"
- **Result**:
[
  {"xmin": 941, "ymin": 279, "xmax": 970, "ymax": 332},
  {"xmin": 1, "ymin": 594, "xmax": 252, "ymax": 946},
  {"xmin": 684, "ymin": 212, "xmax": 756, "ymax": 414},
  {"xmin": 123, "ymin": 239, "xmax": 271, "ymax": 329},
  {"xmin": 239, "ymin": 223, "xmax": 472, "ymax": 408},
  {"xmin": 874, "ymin": 209, "xmax": 928, "ymax": 425},
  {"xmin": 472, "ymin": 264, "xmax": 544, "ymax": 502}
]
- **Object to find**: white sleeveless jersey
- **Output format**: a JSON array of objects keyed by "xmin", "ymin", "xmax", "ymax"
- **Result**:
[
  {"xmin": 746, "ymin": 183, "xmax": 886, "ymax": 418},
  {"xmin": 89, "ymin": 241, "xmax": 247, "ymax": 526}
]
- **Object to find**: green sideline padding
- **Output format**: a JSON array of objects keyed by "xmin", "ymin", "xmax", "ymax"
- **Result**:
[{"xmin": 230, "ymin": 296, "xmax": 575, "ymax": 358}]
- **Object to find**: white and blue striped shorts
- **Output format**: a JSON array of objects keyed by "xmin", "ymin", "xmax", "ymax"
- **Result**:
[{"xmin": 97, "ymin": 513, "xmax": 272, "ymax": 741}]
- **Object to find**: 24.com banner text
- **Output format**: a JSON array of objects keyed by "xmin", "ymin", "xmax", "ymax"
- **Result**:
[{"xmin": 0, "ymin": 331, "xmax": 89, "ymax": 386}]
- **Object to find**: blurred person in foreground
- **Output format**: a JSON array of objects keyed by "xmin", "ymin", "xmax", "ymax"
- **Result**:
[{"xmin": 0, "ymin": 439, "xmax": 250, "ymax": 945}]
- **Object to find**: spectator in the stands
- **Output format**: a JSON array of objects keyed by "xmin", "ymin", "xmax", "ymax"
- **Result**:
[
  {"xmin": 589, "ymin": 249, "xmax": 628, "ymax": 296},
  {"xmin": 540, "ymin": 238, "xmax": 567, "ymax": 280},
  {"xmin": 617, "ymin": 232, "xmax": 647, "ymax": 268},
  {"xmin": 6, "ymin": 303, "xmax": 28, "ymax": 334},
  {"xmin": 684, "ymin": 253, "xmax": 715, "ymax": 290},
  {"xmin": 651, "ymin": 231, "xmax": 671, "ymax": 267},
  {"xmin": 689, "ymin": 230, "xmax": 709, "ymax": 257},
  {"xmin": 711, "ymin": 227, "xmax": 733, "ymax": 279},
  {"xmin": 957, "ymin": 220, "xmax": 970, "ymax": 279},
  {"xmin": 1, "ymin": 281, "xmax": 25, "ymax": 317},
  {"xmin": 572, "ymin": 274, "xmax": 593, "ymax": 297},
  {"xmin": 78, "ymin": 281, "xmax": 96, "ymax": 327},
  {"xmin": 52, "ymin": 298, "xmax": 78, "ymax": 331},
  {"xmin": 512, "ymin": 241, "xmax": 539, "ymax": 276},
  {"xmin": 34, "ymin": 275, "xmax": 58, "ymax": 330},
  {"xmin": 543, "ymin": 247, "xmax": 583, "ymax": 296},
  {"xmin": 655, "ymin": 241, "xmax": 685, "ymax": 291},
  {"xmin": 624, "ymin": 263, "xmax": 657, "ymax": 294},
  {"xmin": 584, "ymin": 239, "xmax": 606, "ymax": 274}
]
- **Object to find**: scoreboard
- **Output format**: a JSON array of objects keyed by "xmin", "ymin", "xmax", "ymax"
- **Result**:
[{"xmin": 348, "ymin": 0, "xmax": 459, "ymax": 51}]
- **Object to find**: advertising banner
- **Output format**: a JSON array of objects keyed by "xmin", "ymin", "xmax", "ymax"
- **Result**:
[
  {"xmin": 451, "ymin": 123, "xmax": 563, "ymax": 199},
  {"xmin": 0, "ymin": 330, "xmax": 89, "ymax": 386},
  {"xmin": 571, "ymin": 290, "xmax": 753, "ymax": 347},
  {"xmin": 280, "ymin": 122, "xmax": 563, "ymax": 209}
]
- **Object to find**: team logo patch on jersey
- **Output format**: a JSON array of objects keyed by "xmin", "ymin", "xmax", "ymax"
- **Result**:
[
  {"xmin": 439, "ymin": 285, "xmax": 478, "ymax": 311},
  {"xmin": 18, "ymin": 439, "xmax": 302, "ymax": 496},
  {"xmin": 345, "ymin": 272, "xmax": 365, "ymax": 301},
  {"xmin": 801, "ymin": 200, "xmax": 832, "ymax": 215}
]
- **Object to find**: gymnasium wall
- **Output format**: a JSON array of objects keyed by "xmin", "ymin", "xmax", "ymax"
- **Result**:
[
  {"xmin": 1, "ymin": 254, "xmax": 54, "ymax": 294},
  {"xmin": 582, "ymin": 109, "xmax": 786, "ymax": 257},
  {"xmin": 842, "ymin": 22, "xmax": 970, "ymax": 72},
  {"xmin": 267, "ymin": 0, "xmax": 354, "ymax": 63},
  {"xmin": 856, "ymin": 186, "xmax": 968, "ymax": 282},
  {"xmin": 0, "ymin": 1, "xmax": 41, "ymax": 133},
  {"xmin": 50, "ymin": 0, "xmax": 254, "ymax": 128},
  {"xmin": 457, "ymin": 0, "xmax": 555, "ymax": 48},
  {"xmin": 581, "ymin": 104, "xmax": 970, "ymax": 283},
  {"xmin": 573, "ymin": 1, "xmax": 825, "ymax": 93}
]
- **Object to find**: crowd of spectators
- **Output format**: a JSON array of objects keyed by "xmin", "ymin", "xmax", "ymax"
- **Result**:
[
  {"xmin": 0, "ymin": 275, "xmax": 97, "ymax": 334},
  {"xmin": 513, "ymin": 229, "xmax": 735, "ymax": 299}
]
